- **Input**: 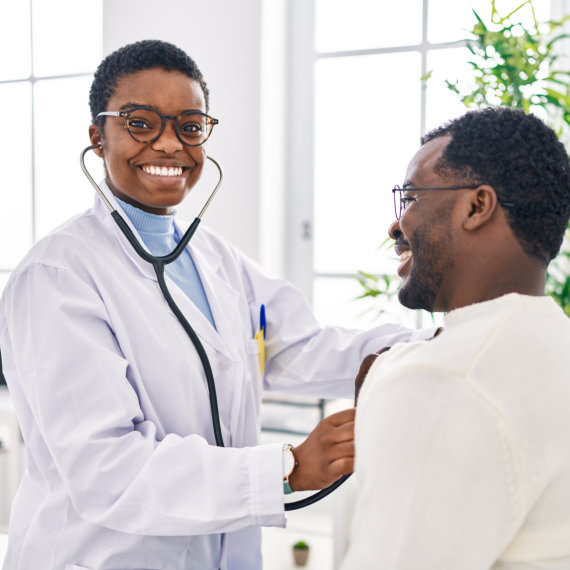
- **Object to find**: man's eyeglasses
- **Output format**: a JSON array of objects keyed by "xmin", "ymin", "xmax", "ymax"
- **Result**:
[
  {"xmin": 391, "ymin": 184, "xmax": 515, "ymax": 220},
  {"xmin": 97, "ymin": 106, "xmax": 219, "ymax": 147}
]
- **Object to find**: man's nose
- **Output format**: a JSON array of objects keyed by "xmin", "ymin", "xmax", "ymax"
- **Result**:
[{"xmin": 388, "ymin": 219, "xmax": 402, "ymax": 241}]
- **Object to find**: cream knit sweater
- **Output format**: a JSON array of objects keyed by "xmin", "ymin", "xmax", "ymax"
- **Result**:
[{"xmin": 342, "ymin": 294, "xmax": 570, "ymax": 570}]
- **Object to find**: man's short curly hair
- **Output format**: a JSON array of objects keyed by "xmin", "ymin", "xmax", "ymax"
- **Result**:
[
  {"xmin": 422, "ymin": 107, "xmax": 570, "ymax": 264},
  {"xmin": 89, "ymin": 39, "xmax": 209, "ymax": 126}
]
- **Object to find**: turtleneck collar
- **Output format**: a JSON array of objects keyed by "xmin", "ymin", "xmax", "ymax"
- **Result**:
[{"xmin": 115, "ymin": 196, "xmax": 177, "ymax": 237}]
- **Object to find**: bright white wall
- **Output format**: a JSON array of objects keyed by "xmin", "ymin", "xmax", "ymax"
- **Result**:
[{"xmin": 103, "ymin": 0, "xmax": 287, "ymax": 273}]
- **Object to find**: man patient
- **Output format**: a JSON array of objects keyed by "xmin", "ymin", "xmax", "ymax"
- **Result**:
[{"xmin": 342, "ymin": 107, "xmax": 570, "ymax": 570}]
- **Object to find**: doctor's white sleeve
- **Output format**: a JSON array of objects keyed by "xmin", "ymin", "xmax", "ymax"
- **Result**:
[
  {"xmin": 0, "ymin": 262, "xmax": 285, "ymax": 535},
  {"xmin": 236, "ymin": 251, "xmax": 435, "ymax": 399}
]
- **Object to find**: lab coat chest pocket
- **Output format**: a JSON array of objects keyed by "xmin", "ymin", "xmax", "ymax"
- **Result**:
[{"xmin": 246, "ymin": 338, "xmax": 264, "ymax": 411}]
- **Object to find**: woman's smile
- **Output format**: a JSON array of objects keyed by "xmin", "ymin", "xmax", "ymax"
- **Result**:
[
  {"xmin": 92, "ymin": 68, "xmax": 208, "ymax": 215},
  {"xmin": 137, "ymin": 161, "xmax": 192, "ymax": 187},
  {"xmin": 140, "ymin": 164, "xmax": 185, "ymax": 177}
]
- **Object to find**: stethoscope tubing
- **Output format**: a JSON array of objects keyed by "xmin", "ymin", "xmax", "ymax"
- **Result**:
[
  {"xmin": 81, "ymin": 145, "xmax": 225, "ymax": 447},
  {"xmin": 110, "ymin": 211, "xmax": 225, "ymax": 448},
  {"xmin": 80, "ymin": 144, "xmax": 347, "ymax": 511}
]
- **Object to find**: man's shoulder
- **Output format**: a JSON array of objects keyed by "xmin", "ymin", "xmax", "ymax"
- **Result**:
[{"xmin": 370, "ymin": 294, "xmax": 570, "ymax": 380}]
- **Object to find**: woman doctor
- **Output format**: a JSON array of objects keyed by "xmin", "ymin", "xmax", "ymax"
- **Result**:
[{"xmin": 0, "ymin": 40, "xmax": 426, "ymax": 570}]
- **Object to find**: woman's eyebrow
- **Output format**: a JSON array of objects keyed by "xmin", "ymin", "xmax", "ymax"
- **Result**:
[
  {"xmin": 117, "ymin": 103, "xmax": 204, "ymax": 114},
  {"xmin": 119, "ymin": 102, "xmax": 149, "ymax": 110}
]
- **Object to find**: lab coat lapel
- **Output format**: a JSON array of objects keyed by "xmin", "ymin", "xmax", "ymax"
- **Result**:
[
  {"xmin": 180, "ymin": 223, "xmax": 243, "ymax": 358},
  {"xmin": 93, "ymin": 185, "xmax": 240, "ymax": 358},
  {"xmin": 162, "ymin": 262, "xmax": 232, "ymax": 357}
]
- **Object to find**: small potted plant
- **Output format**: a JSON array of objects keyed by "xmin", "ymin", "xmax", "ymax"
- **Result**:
[{"xmin": 292, "ymin": 540, "xmax": 310, "ymax": 567}]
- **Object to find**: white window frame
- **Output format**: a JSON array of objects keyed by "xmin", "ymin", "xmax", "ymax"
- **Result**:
[
  {"xmin": 0, "ymin": 0, "xmax": 101, "ymax": 289},
  {"xmin": 285, "ymin": 0, "xmax": 569, "ymax": 309}
]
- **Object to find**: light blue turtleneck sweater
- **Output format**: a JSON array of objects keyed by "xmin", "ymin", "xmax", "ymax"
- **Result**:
[{"xmin": 115, "ymin": 197, "xmax": 216, "ymax": 329}]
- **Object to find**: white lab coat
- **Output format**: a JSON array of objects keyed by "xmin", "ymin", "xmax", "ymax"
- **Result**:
[{"xmin": 0, "ymin": 182, "xmax": 425, "ymax": 570}]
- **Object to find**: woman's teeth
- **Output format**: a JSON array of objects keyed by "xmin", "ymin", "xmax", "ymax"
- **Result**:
[
  {"xmin": 399, "ymin": 250, "xmax": 412, "ymax": 263},
  {"xmin": 142, "ymin": 165, "xmax": 183, "ymax": 177}
]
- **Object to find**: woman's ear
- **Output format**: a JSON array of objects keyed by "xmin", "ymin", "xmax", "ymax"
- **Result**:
[
  {"xmin": 462, "ymin": 185, "xmax": 499, "ymax": 232},
  {"xmin": 88, "ymin": 124, "xmax": 104, "ymax": 158}
]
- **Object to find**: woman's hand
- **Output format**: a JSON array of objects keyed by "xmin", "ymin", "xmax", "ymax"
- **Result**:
[{"xmin": 288, "ymin": 408, "xmax": 355, "ymax": 492}]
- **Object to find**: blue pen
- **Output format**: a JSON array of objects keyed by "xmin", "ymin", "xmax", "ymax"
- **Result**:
[{"xmin": 259, "ymin": 304, "xmax": 266, "ymax": 339}]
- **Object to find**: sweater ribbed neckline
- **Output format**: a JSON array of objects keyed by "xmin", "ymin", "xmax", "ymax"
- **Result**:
[
  {"xmin": 444, "ymin": 293, "xmax": 555, "ymax": 329},
  {"xmin": 115, "ymin": 197, "xmax": 176, "ymax": 237}
]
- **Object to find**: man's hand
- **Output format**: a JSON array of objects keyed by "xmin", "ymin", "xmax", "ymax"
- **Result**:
[{"xmin": 288, "ymin": 408, "xmax": 355, "ymax": 492}]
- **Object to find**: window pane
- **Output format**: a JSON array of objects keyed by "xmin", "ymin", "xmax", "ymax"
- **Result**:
[
  {"xmin": 32, "ymin": 0, "xmax": 103, "ymax": 77},
  {"xmin": 34, "ymin": 76, "xmax": 99, "ymax": 239},
  {"xmin": 313, "ymin": 276, "xmax": 428, "ymax": 330},
  {"xmin": 425, "ymin": 47, "xmax": 475, "ymax": 133},
  {"xmin": 0, "ymin": 1, "xmax": 31, "ymax": 80},
  {"xmin": 316, "ymin": 0, "xmax": 423, "ymax": 52},
  {"xmin": 428, "ymin": 0, "xmax": 550, "ymax": 44},
  {"xmin": 0, "ymin": 83, "xmax": 33, "ymax": 268},
  {"xmin": 314, "ymin": 53, "xmax": 421, "ymax": 276}
]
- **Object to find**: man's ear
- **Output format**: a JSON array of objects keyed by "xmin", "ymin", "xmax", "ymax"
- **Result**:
[
  {"xmin": 462, "ymin": 185, "xmax": 499, "ymax": 231},
  {"xmin": 88, "ymin": 124, "xmax": 104, "ymax": 158}
]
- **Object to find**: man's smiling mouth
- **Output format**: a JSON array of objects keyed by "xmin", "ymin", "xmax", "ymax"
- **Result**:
[{"xmin": 394, "ymin": 242, "xmax": 413, "ymax": 275}]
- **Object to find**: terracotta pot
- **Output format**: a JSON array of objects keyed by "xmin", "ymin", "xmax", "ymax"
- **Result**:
[{"xmin": 292, "ymin": 546, "xmax": 310, "ymax": 567}]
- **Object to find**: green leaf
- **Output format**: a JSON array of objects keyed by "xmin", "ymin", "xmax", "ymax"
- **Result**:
[
  {"xmin": 546, "ymin": 32, "xmax": 570, "ymax": 50},
  {"xmin": 472, "ymin": 9, "xmax": 488, "ymax": 31}
]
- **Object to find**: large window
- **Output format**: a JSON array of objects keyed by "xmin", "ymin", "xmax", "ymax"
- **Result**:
[
  {"xmin": 0, "ymin": 0, "xmax": 103, "ymax": 292},
  {"xmin": 287, "ymin": 0, "xmax": 554, "ymax": 330}
]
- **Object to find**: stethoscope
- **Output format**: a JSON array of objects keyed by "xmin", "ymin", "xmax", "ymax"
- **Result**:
[{"xmin": 80, "ymin": 144, "xmax": 349, "ymax": 511}]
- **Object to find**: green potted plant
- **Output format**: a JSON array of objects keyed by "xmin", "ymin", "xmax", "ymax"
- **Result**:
[
  {"xmin": 442, "ymin": 1, "xmax": 570, "ymax": 115},
  {"xmin": 441, "ymin": 0, "xmax": 570, "ymax": 315},
  {"xmin": 292, "ymin": 540, "xmax": 310, "ymax": 567}
]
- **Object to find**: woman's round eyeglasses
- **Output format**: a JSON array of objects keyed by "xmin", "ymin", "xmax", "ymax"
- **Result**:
[{"xmin": 97, "ymin": 106, "xmax": 218, "ymax": 147}]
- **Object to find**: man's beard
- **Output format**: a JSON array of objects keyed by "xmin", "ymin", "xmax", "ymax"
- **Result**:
[{"xmin": 398, "ymin": 226, "xmax": 454, "ymax": 313}]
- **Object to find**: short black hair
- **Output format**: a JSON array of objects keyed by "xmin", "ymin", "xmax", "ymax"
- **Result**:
[
  {"xmin": 422, "ymin": 107, "xmax": 570, "ymax": 264},
  {"xmin": 89, "ymin": 39, "xmax": 209, "ymax": 126}
]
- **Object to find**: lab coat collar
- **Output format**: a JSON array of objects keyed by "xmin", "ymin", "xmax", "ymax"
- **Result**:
[
  {"xmin": 91, "ymin": 182, "xmax": 240, "ymax": 358},
  {"xmin": 92, "ymin": 180, "xmax": 157, "ymax": 282}
]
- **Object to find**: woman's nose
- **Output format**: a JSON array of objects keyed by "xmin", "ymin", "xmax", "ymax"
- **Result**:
[{"xmin": 152, "ymin": 120, "xmax": 184, "ymax": 153}]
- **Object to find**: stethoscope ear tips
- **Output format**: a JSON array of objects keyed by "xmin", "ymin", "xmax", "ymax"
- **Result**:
[{"xmin": 97, "ymin": 142, "xmax": 103, "ymax": 149}]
